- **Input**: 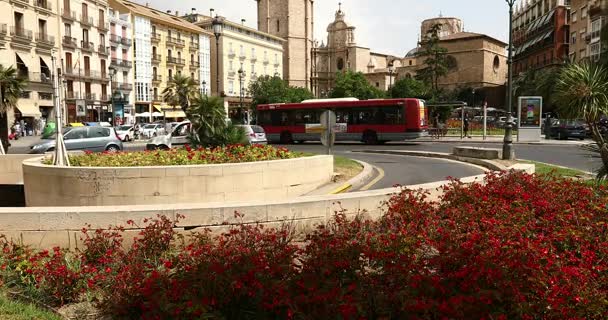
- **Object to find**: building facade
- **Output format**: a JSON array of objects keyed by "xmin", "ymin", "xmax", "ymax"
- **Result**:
[
  {"xmin": 108, "ymin": 0, "xmax": 211, "ymax": 122},
  {"xmin": 107, "ymin": 7, "xmax": 133, "ymax": 123},
  {"xmin": 59, "ymin": 0, "xmax": 112, "ymax": 123},
  {"xmin": 190, "ymin": 14, "xmax": 284, "ymax": 116},
  {"xmin": 255, "ymin": 0, "xmax": 313, "ymax": 88},
  {"xmin": 570, "ymin": 0, "xmax": 608, "ymax": 62},
  {"xmin": 512, "ymin": 0, "xmax": 570, "ymax": 74},
  {"xmin": 1, "ymin": 0, "xmax": 59, "ymax": 132}
]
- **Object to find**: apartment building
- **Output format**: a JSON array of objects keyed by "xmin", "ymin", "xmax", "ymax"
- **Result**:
[
  {"xmin": 570, "ymin": 0, "xmax": 608, "ymax": 62},
  {"xmin": 108, "ymin": 0, "xmax": 211, "ymax": 122},
  {"xmin": 189, "ymin": 14, "xmax": 284, "ymax": 116},
  {"xmin": 108, "ymin": 7, "xmax": 133, "ymax": 123},
  {"xmin": 59, "ymin": 0, "xmax": 111, "ymax": 123},
  {"xmin": 1, "ymin": 0, "xmax": 59, "ymax": 131},
  {"xmin": 512, "ymin": 0, "xmax": 571, "ymax": 74}
]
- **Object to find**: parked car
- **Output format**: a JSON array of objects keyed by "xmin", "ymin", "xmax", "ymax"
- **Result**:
[
  {"xmin": 85, "ymin": 122, "xmax": 113, "ymax": 127},
  {"xmin": 29, "ymin": 126, "xmax": 123, "ymax": 154},
  {"xmin": 115, "ymin": 125, "xmax": 135, "ymax": 142},
  {"xmin": 140, "ymin": 124, "xmax": 165, "ymax": 138},
  {"xmin": 548, "ymin": 120, "xmax": 587, "ymax": 140},
  {"xmin": 146, "ymin": 121, "xmax": 192, "ymax": 150},
  {"xmin": 236, "ymin": 125, "xmax": 268, "ymax": 145}
]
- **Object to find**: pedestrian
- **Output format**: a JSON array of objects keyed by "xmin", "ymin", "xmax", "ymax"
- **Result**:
[
  {"xmin": 463, "ymin": 115, "xmax": 471, "ymax": 139},
  {"xmin": 13, "ymin": 121, "xmax": 20, "ymax": 139}
]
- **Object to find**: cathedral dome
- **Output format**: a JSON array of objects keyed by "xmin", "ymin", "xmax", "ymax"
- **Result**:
[{"xmin": 405, "ymin": 47, "xmax": 420, "ymax": 57}]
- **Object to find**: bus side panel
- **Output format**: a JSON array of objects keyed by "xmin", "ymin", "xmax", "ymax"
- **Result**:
[{"xmin": 406, "ymin": 100, "xmax": 428, "ymax": 132}]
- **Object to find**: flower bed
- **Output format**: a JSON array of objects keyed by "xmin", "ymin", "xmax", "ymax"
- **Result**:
[
  {"xmin": 43, "ymin": 145, "xmax": 296, "ymax": 167},
  {"xmin": 2, "ymin": 172, "xmax": 607, "ymax": 319}
]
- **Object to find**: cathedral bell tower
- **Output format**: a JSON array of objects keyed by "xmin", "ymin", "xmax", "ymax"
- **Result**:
[{"xmin": 255, "ymin": 0, "xmax": 314, "ymax": 88}]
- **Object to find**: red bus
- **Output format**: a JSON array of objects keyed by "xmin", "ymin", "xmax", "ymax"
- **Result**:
[{"xmin": 256, "ymin": 98, "xmax": 429, "ymax": 144}]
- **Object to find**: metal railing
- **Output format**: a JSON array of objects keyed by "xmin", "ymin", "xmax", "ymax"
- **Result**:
[
  {"xmin": 167, "ymin": 37, "xmax": 185, "ymax": 47},
  {"xmin": 190, "ymin": 42, "xmax": 199, "ymax": 50},
  {"xmin": 117, "ymin": 83, "xmax": 133, "ymax": 91},
  {"xmin": 189, "ymin": 61, "xmax": 200, "ymax": 68},
  {"xmin": 152, "ymin": 75, "xmax": 162, "ymax": 82},
  {"xmin": 38, "ymin": 92, "xmax": 53, "ymax": 100},
  {"xmin": 81, "ymin": 40, "xmax": 94, "ymax": 51},
  {"xmin": 80, "ymin": 14, "xmax": 94, "ymax": 27},
  {"xmin": 34, "ymin": 0, "xmax": 52, "ymax": 11},
  {"xmin": 62, "ymin": 36, "xmax": 77, "ymax": 48},
  {"xmin": 98, "ymin": 45, "xmax": 109, "ymax": 55},
  {"xmin": 26, "ymin": 72, "xmax": 52, "ymax": 83},
  {"xmin": 97, "ymin": 21, "xmax": 109, "ymax": 31},
  {"xmin": 151, "ymin": 54, "xmax": 161, "ymax": 63},
  {"xmin": 110, "ymin": 58, "xmax": 132, "ymax": 68},
  {"xmin": 166, "ymin": 57, "xmax": 185, "ymax": 65},
  {"xmin": 35, "ymin": 32, "xmax": 54, "ymax": 46},
  {"xmin": 84, "ymin": 92, "xmax": 96, "ymax": 100},
  {"xmin": 151, "ymin": 33, "xmax": 161, "ymax": 42},
  {"xmin": 65, "ymin": 91, "xmax": 78, "ymax": 99},
  {"xmin": 10, "ymin": 26, "xmax": 33, "ymax": 41},
  {"xmin": 120, "ymin": 37, "xmax": 132, "ymax": 46},
  {"xmin": 62, "ymin": 10, "xmax": 76, "ymax": 20},
  {"xmin": 110, "ymin": 34, "xmax": 121, "ymax": 43}
]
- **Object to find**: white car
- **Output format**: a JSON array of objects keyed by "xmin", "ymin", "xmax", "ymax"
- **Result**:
[
  {"xmin": 115, "ymin": 125, "xmax": 134, "ymax": 142},
  {"xmin": 140, "ymin": 124, "xmax": 165, "ymax": 139},
  {"xmin": 146, "ymin": 121, "xmax": 192, "ymax": 150}
]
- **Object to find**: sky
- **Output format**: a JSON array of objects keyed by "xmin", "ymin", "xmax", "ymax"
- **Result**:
[{"xmin": 142, "ymin": 0, "xmax": 511, "ymax": 57}]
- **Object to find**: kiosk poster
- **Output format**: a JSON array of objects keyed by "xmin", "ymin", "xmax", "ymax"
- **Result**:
[{"xmin": 518, "ymin": 96, "xmax": 542, "ymax": 128}]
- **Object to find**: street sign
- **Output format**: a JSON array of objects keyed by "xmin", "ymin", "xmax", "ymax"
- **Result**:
[
  {"xmin": 305, "ymin": 124, "xmax": 326, "ymax": 134},
  {"xmin": 320, "ymin": 110, "xmax": 336, "ymax": 150}
]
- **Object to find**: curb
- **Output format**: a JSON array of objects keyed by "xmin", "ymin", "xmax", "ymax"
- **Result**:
[
  {"xmin": 329, "ymin": 159, "xmax": 375, "ymax": 194},
  {"xmin": 416, "ymin": 139, "xmax": 589, "ymax": 146},
  {"xmin": 355, "ymin": 150, "xmax": 510, "ymax": 172}
]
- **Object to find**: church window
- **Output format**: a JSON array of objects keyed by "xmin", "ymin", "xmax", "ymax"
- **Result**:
[
  {"xmin": 337, "ymin": 58, "xmax": 344, "ymax": 70},
  {"xmin": 276, "ymin": 19, "xmax": 280, "ymax": 32},
  {"xmin": 493, "ymin": 55, "xmax": 500, "ymax": 71}
]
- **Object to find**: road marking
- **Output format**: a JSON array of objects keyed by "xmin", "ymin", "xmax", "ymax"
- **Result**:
[
  {"xmin": 359, "ymin": 165, "xmax": 385, "ymax": 191},
  {"xmin": 329, "ymin": 184, "xmax": 352, "ymax": 194}
]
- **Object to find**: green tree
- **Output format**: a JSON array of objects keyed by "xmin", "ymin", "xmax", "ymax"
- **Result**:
[
  {"xmin": 186, "ymin": 95, "xmax": 245, "ymax": 147},
  {"xmin": 249, "ymin": 75, "xmax": 314, "ymax": 106},
  {"xmin": 0, "ymin": 65, "xmax": 26, "ymax": 153},
  {"xmin": 553, "ymin": 62, "xmax": 608, "ymax": 181},
  {"xmin": 388, "ymin": 77, "xmax": 430, "ymax": 99},
  {"xmin": 416, "ymin": 24, "xmax": 453, "ymax": 94},
  {"xmin": 514, "ymin": 68, "xmax": 560, "ymax": 111},
  {"xmin": 162, "ymin": 75, "xmax": 198, "ymax": 112},
  {"xmin": 330, "ymin": 70, "xmax": 384, "ymax": 100}
]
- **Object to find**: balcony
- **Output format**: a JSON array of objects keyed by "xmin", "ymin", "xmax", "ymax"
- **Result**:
[
  {"xmin": 166, "ymin": 57, "xmax": 185, "ymax": 66},
  {"xmin": 167, "ymin": 37, "xmax": 185, "ymax": 47},
  {"xmin": 84, "ymin": 92, "xmax": 96, "ymax": 101},
  {"xmin": 34, "ymin": 0, "xmax": 52, "ymax": 12},
  {"xmin": 110, "ymin": 34, "xmax": 121, "ymax": 44},
  {"xmin": 80, "ymin": 15, "xmax": 94, "ymax": 27},
  {"xmin": 117, "ymin": 83, "xmax": 133, "ymax": 91},
  {"xmin": 120, "ymin": 60, "xmax": 132, "ymax": 68},
  {"xmin": 81, "ymin": 40, "xmax": 94, "ymax": 52},
  {"xmin": 10, "ymin": 27, "xmax": 33, "ymax": 44},
  {"xmin": 65, "ymin": 91, "xmax": 78, "ymax": 100},
  {"xmin": 97, "ymin": 21, "xmax": 109, "ymax": 31},
  {"xmin": 190, "ymin": 42, "xmax": 199, "ymax": 51},
  {"xmin": 152, "ymin": 75, "xmax": 162, "ymax": 83},
  {"xmin": 228, "ymin": 50, "xmax": 236, "ymax": 58},
  {"xmin": 62, "ymin": 10, "xmax": 76, "ymax": 21},
  {"xmin": 62, "ymin": 36, "xmax": 77, "ymax": 48},
  {"xmin": 250, "ymin": 56, "xmax": 257, "ymax": 62},
  {"xmin": 120, "ymin": 37, "xmax": 132, "ymax": 46},
  {"xmin": 239, "ymin": 52, "xmax": 247, "ymax": 60},
  {"xmin": 263, "ymin": 58, "xmax": 269, "ymax": 65},
  {"xmin": 151, "ymin": 33, "xmax": 161, "ymax": 42},
  {"xmin": 9, "ymin": 0, "xmax": 29, "ymax": 6},
  {"xmin": 274, "ymin": 61, "xmax": 280, "ymax": 67},
  {"xmin": 62, "ymin": 67, "xmax": 77, "ymax": 78},
  {"xmin": 0, "ymin": 24, "xmax": 6, "ymax": 37},
  {"xmin": 98, "ymin": 45, "xmax": 109, "ymax": 56},
  {"xmin": 189, "ymin": 61, "xmax": 200, "ymax": 69},
  {"xmin": 99, "ymin": 94, "xmax": 109, "ymax": 101},
  {"xmin": 26, "ymin": 72, "xmax": 52, "ymax": 84},
  {"xmin": 35, "ymin": 33, "xmax": 55, "ymax": 47},
  {"xmin": 100, "ymin": 72, "xmax": 110, "ymax": 83},
  {"xmin": 151, "ymin": 54, "xmax": 161, "ymax": 64}
]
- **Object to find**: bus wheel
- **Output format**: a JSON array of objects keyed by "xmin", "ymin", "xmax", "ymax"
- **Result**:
[
  {"xmin": 362, "ymin": 131, "xmax": 378, "ymax": 145},
  {"xmin": 280, "ymin": 131, "xmax": 293, "ymax": 144}
]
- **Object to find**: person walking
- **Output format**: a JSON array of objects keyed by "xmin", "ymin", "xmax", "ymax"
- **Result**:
[{"xmin": 463, "ymin": 116, "xmax": 471, "ymax": 139}]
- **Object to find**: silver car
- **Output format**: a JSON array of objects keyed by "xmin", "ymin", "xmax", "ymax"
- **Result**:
[
  {"xmin": 237, "ymin": 125, "xmax": 268, "ymax": 145},
  {"xmin": 29, "ymin": 126, "xmax": 123, "ymax": 154}
]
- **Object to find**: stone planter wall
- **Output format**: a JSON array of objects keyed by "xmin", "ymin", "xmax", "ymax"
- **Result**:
[{"xmin": 23, "ymin": 155, "xmax": 334, "ymax": 207}]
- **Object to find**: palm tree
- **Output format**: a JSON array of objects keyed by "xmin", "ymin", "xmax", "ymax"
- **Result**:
[
  {"xmin": 553, "ymin": 62, "xmax": 608, "ymax": 181},
  {"xmin": 162, "ymin": 75, "xmax": 198, "ymax": 113},
  {"xmin": 186, "ymin": 95, "xmax": 245, "ymax": 147},
  {"xmin": 0, "ymin": 65, "xmax": 26, "ymax": 154}
]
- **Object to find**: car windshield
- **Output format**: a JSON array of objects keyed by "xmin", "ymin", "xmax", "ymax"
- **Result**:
[
  {"xmin": 143, "ymin": 124, "xmax": 156, "ymax": 129},
  {"xmin": 117, "ymin": 126, "xmax": 132, "ymax": 131},
  {"xmin": 251, "ymin": 125, "xmax": 265, "ymax": 133}
]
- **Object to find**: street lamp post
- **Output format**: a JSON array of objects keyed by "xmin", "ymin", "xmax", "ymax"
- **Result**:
[
  {"xmin": 503, "ymin": 0, "xmax": 516, "ymax": 160},
  {"xmin": 109, "ymin": 66, "xmax": 117, "ymax": 125},
  {"xmin": 212, "ymin": 16, "xmax": 223, "ymax": 97},
  {"xmin": 388, "ymin": 62, "xmax": 394, "ymax": 90},
  {"xmin": 202, "ymin": 80, "xmax": 207, "ymax": 96},
  {"xmin": 238, "ymin": 66, "xmax": 246, "ymax": 124}
]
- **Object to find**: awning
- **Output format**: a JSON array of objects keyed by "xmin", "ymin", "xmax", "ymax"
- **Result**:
[
  {"xmin": 15, "ymin": 52, "xmax": 32, "ymax": 69},
  {"xmin": 164, "ymin": 110, "xmax": 186, "ymax": 118},
  {"xmin": 16, "ymin": 102, "xmax": 42, "ymax": 118},
  {"xmin": 153, "ymin": 105, "xmax": 163, "ymax": 112}
]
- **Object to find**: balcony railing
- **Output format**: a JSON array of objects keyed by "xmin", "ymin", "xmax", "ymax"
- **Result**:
[
  {"xmin": 10, "ymin": 26, "xmax": 33, "ymax": 42},
  {"xmin": 151, "ymin": 54, "xmax": 161, "ymax": 63},
  {"xmin": 34, "ymin": 0, "xmax": 52, "ymax": 11},
  {"xmin": 110, "ymin": 58, "xmax": 132, "ymax": 69},
  {"xmin": 117, "ymin": 83, "xmax": 133, "ymax": 91},
  {"xmin": 84, "ymin": 92, "xmax": 96, "ymax": 101},
  {"xmin": 110, "ymin": 34, "xmax": 121, "ymax": 44},
  {"xmin": 250, "ymin": 56, "xmax": 257, "ymax": 62},
  {"xmin": 80, "ymin": 15, "xmax": 94, "ymax": 27},
  {"xmin": 166, "ymin": 57, "xmax": 185, "ymax": 65},
  {"xmin": 263, "ymin": 58, "xmax": 270, "ymax": 65},
  {"xmin": 97, "ymin": 21, "xmax": 109, "ymax": 31},
  {"xmin": 26, "ymin": 72, "xmax": 52, "ymax": 84},
  {"xmin": 120, "ymin": 37, "xmax": 132, "ymax": 46},
  {"xmin": 167, "ymin": 37, "xmax": 185, "ymax": 47},
  {"xmin": 39, "ymin": 92, "xmax": 53, "ymax": 100},
  {"xmin": 98, "ymin": 45, "xmax": 109, "ymax": 55},
  {"xmin": 0, "ymin": 24, "xmax": 6, "ymax": 37},
  {"xmin": 62, "ymin": 36, "xmax": 77, "ymax": 48},
  {"xmin": 189, "ymin": 61, "xmax": 200, "ymax": 69},
  {"xmin": 99, "ymin": 94, "xmax": 110, "ymax": 101},
  {"xmin": 35, "ymin": 33, "xmax": 54, "ymax": 46},
  {"xmin": 9, "ymin": 0, "xmax": 29, "ymax": 5},
  {"xmin": 239, "ymin": 52, "xmax": 247, "ymax": 60},
  {"xmin": 228, "ymin": 50, "xmax": 236, "ymax": 58},
  {"xmin": 62, "ymin": 9, "xmax": 76, "ymax": 21},
  {"xmin": 65, "ymin": 91, "xmax": 78, "ymax": 99},
  {"xmin": 190, "ymin": 42, "xmax": 199, "ymax": 50},
  {"xmin": 151, "ymin": 33, "xmax": 161, "ymax": 42},
  {"xmin": 81, "ymin": 40, "xmax": 94, "ymax": 52},
  {"xmin": 152, "ymin": 75, "xmax": 162, "ymax": 82}
]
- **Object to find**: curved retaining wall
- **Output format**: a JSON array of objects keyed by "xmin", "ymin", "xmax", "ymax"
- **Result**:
[
  {"xmin": 23, "ymin": 155, "xmax": 334, "ymax": 207},
  {"xmin": 0, "ymin": 163, "xmax": 535, "ymax": 250}
]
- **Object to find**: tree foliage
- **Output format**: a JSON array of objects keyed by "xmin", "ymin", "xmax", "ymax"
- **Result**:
[
  {"xmin": 553, "ymin": 62, "xmax": 608, "ymax": 181},
  {"xmin": 416, "ymin": 24, "xmax": 454, "ymax": 93},
  {"xmin": 388, "ymin": 77, "xmax": 430, "ymax": 99},
  {"xmin": 186, "ymin": 95, "xmax": 246, "ymax": 148},
  {"xmin": 162, "ymin": 75, "xmax": 198, "ymax": 112},
  {"xmin": 248, "ymin": 75, "xmax": 314, "ymax": 108},
  {"xmin": 513, "ymin": 68, "xmax": 560, "ymax": 111},
  {"xmin": 330, "ymin": 70, "xmax": 384, "ymax": 100},
  {"xmin": 0, "ymin": 64, "xmax": 26, "ymax": 152}
]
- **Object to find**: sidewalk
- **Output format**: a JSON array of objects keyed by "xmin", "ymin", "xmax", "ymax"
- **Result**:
[
  {"xmin": 417, "ymin": 135, "xmax": 591, "ymax": 146},
  {"xmin": 5, "ymin": 135, "xmax": 41, "ymax": 148}
]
